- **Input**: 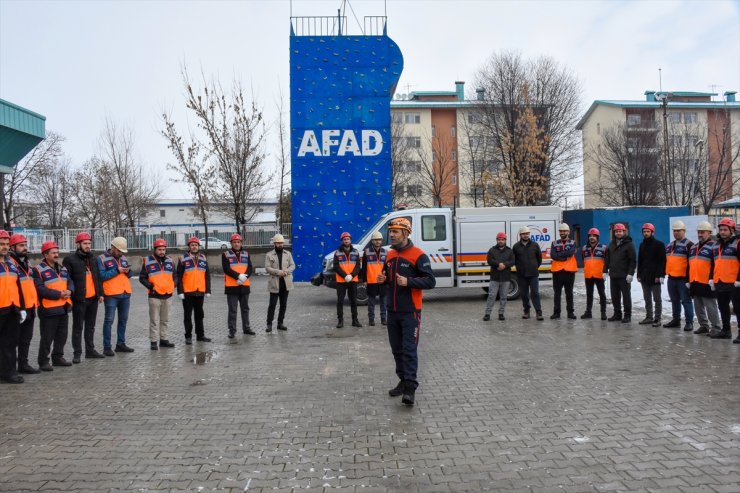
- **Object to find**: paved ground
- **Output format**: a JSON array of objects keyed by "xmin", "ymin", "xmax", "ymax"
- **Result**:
[{"xmin": 1, "ymin": 275, "xmax": 739, "ymax": 493}]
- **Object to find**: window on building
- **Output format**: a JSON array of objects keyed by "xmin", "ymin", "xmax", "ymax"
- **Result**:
[
  {"xmin": 421, "ymin": 215, "xmax": 447, "ymax": 241},
  {"xmin": 404, "ymin": 112, "xmax": 421, "ymax": 124},
  {"xmin": 451, "ymin": 150, "xmax": 457, "ymax": 161},
  {"xmin": 684, "ymin": 112, "xmax": 698, "ymax": 124},
  {"xmin": 160, "ymin": 209, "xmax": 166, "ymax": 218},
  {"xmin": 431, "ymin": 125, "xmax": 436, "ymax": 137},
  {"xmin": 406, "ymin": 136, "xmax": 421, "ymax": 148},
  {"xmin": 669, "ymin": 112, "xmax": 682, "ymax": 124},
  {"xmin": 451, "ymin": 126, "xmax": 456, "ymax": 137},
  {"xmin": 401, "ymin": 161, "xmax": 422, "ymax": 172},
  {"xmin": 432, "ymin": 150, "xmax": 437, "ymax": 161},
  {"xmin": 452, "ymin": 175, "xmax": 457, "ymax": 185},
  {"xmin": 626, "ymin": 114, "xmax": 641, "ymax": 127},
  {"xmin": 597, "ymin": 123, "xmax": 601, "ymax": 135},
  {"xmin": 392, "ymin": 113, "xmax": 402, "ymax": 124},
  {"xmin": 406, "ymin": 184, "xmax": 423, "ymax": 197}
]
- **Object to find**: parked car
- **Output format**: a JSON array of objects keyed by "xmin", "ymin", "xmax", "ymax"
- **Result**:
[{"xmin": 199, "ymin": 237, "xmax": 230, "ymax": 250}]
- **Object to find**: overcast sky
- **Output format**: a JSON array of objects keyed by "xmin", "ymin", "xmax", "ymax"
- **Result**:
[{"xmin": 1, "ymin": 0, "xmax": 738, "ymax": 199}]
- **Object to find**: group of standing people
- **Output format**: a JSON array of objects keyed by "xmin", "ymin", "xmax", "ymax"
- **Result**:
[
  {"xmin": 0, "ymin": 231, "xmax": 295, "ymax": 384},
  {"xmin": 482, "ymin": 219, "xmax": 740, "ymax": 344}
]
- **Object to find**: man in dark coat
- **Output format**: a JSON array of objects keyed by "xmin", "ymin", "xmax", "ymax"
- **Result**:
[
  {"xmin": 637, "ymin": 223, "xmax": 666, "ymax": 327},
  {"xmin": 605, "ymin": 223, "xmax": 637, "ymax": 323},
  {"xmin": 484, "ymin": 232, "xmax": 515, "ymax": 321},
  {"xmin": 512, "ymin": 226, "xmax": 543, "ymax": 321}
]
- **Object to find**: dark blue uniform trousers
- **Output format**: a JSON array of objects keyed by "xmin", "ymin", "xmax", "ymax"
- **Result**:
[{"xmin": 387, "ymin": 311, "xmax": 421, "ymax": 390}]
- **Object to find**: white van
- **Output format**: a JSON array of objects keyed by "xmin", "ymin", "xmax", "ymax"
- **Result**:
[{"xmin": 314, "ymin": 206, "xmax": 562, "ymax": 302}]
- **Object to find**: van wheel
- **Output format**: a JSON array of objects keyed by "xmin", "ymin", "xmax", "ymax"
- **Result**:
[
  {"xmin": 356, "ymin": 283, "xmax": 369, "ymax": 306},
  {"xmin": 482, "ymin": 279, "xmax": 521, "ymax": 300}
]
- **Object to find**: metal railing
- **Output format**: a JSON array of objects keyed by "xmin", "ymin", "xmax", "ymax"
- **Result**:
[
  {"xmin": 291, "ymin": 16, "xmax": 347, "ymax": 36},
  {"xmin": 363, "ymin": 16, "xmax": 387, "ymax": 35}
]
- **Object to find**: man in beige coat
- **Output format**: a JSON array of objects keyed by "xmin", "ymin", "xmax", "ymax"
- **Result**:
[{"xmin": 265, "ymin": 234, "xmax": 295, "ymax": 332}]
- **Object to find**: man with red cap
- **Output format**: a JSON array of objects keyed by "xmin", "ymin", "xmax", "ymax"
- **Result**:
[
  {"xmin": 222, "ymin": 233, "xmax": 254, "ymax": 337},
  {"xmin": 605, "ymin": 223, "xmax": 636, "ymax": 323},
  {"xmin": 177, "ymin": 237, "xmax": 212, "ymax": 344},
  {"xmin": 483, "ymin": 231, "xmax": 514, "ymax": 321},
  {"xmin": 333, "ymin": 231, "xmax": 362, "ymax": 328},
  {"xmin": 636, "ymin": 223, "xmax": 666, "ymax": 327},
  {"xmin": 580, "ymin": 228, "xmax": 609, "ymax": 320},
  {"xmin": 0, "ymin": 230, "xmax": 27, "ymax": 383},
  {"xmin": 33, "ymin": 240, "xmax": 73, "ymax": 371},
  {"xmin": 139, "ymin": 238, "xmax": 177, "ymax": 350},
  {"xmin": 8, "ymin": 234, "xmax": 39, "ymax": 374},
  {"xmin": 63, "ymin": 232, "xmax": 104, "ymax": 362}
]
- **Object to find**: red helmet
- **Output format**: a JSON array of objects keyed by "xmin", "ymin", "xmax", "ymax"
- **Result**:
[
  {"xmin": 9, "ymin": 233, "xmax": 27, "ymax": 247},
  {"xmin": 340, "ymin": 232, "xmax": 352, "ymax": 240},
  {"xmin": 230, "ymin": 233, "xmax": 242, "ymax": 242},
  {"xmin": 75, "ymin": 232, "xmax": 92, "ymax": 243},
  {"xmin": 187, "ymin": 237, "xmax": 201, "ymax": 246},
  {"xmin": 641, "ymin": 223, "xmax": 655, "ymax": 233},
  {"xmin": 0, "ymin": 230, "xmax": 10, "ymax": 239},
  {"xmin": 153, "ymin": 239, "xmax": 167, "ymax": 248},
  {"xmin": 718, "ymin": 217, "xmax": 736, "ymax": 231},
  {"xmin": 587, "ymin": 228, "xmax": 600, "ymax": 236},
  {"xmin": 613, "ymin": 223, "xmax": 627, "ymax": 232},
  {"xmin": 41, "ymin": 241, "xmax": 59, "ymax": 253},
  {"xmin": 496, "ymin": 232, "xmax": 507, "ymax": 240}
]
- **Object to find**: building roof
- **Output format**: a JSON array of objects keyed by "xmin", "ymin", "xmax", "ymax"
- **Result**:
[
  {"xmin": 715, "ymin": 197, "xmax": 740, "ymax": 208},
  {"xmin": 0, "ymin": 98, "xmax": 46, "ymax": 174},
  {"xmin": 576, "ymin": 99, "xmax": 740, "ymax": 130}
]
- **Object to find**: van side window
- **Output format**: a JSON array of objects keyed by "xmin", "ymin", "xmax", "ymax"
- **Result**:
[
  {"xmin": 382, "ymin": 216, "xmax": 412, "ymax": 243},
  {"xmin": 422, "ymin": 215, "xmax": 446, "ymax": 241}
]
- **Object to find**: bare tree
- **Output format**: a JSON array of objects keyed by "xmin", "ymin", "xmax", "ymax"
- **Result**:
[
  {"xmin": 659, "ymin": 120, "xmax": 705, "ymax": 207},
  {"xmin": 415, "ymin": 133, "xmax": 459, "ymax": 207},
  {"xmin": 457, "ymin": 111, "xmax": 497, "ymax": 207},
  {"xmin": 586, "ymin": 123, "xmax": 661, "ymax": 206},
  {"xmin": 67, "ymin": 157, "xmax": 110, "ymax": 229},
  {"xmin": 34, "ymin": 157, "xmax": 72, "ymax": 230},
  {"xmin": 390, "ymin": 120, "xmax": 416, "ymax": 207},
  {"xmin": 161, "ymin": 113, "xmax": 213, "ymax": 244},
  {"xmin": 179, "ymin": 70, "xmax": 269, "ymax": 235},
  {"xmin": 1, "ymin": 131, "xmax": 64, "ymax": 229},
  {"xmin": 474, "ymin": 51, "xmax": 582, "ymax": 205},
  {"xmin": 274, "ymin": 91, "xmax": 291, "ymax": 227},
  {"xmin": 99, "ymin": 118, "xmax": 161, "ymax": 235}
]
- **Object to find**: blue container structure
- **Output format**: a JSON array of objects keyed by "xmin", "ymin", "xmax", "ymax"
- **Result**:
[
  {"xmin": 289, "ymin": 26, "xmax": 403, "ymax": 281},
  {"xmin": 563, "ymin": 206, "xmax": 689, "ymax": 266}
]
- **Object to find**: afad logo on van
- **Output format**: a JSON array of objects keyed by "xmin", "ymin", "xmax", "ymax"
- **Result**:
[{"xmin": 528, "ymin": 226, "xmax": 551, "ymax": 243}]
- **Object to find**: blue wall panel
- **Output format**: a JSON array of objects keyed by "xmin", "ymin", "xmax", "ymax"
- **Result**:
[{"xmin": 290, "ymin": 35, "xmax": 403, "ymax": 280}]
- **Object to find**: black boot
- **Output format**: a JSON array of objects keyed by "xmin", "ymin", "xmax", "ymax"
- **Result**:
[
  {"xmin": 567, "ymin": 312, "xmax": 577, "ymax": 320},
  {"xmin": 522, "ymin": 310, "xmax": 530, "ymax": 319},
  {"xmin": 351, "ymin": 318, "xmax": 362, "ymax": 327},
  {"xmin": 580, "ymin": 311, "xmax": 592, "ymax": 319},
  {"xmin": 388, "ymin": 381, "xmax": 404, "ymax": 397},
  {"xmin": 86, "ymin": 349, "xmax": 105, "ymax": 358},
  {"xmin": 498, "ymin": 314, "xmax": 505, "ymax": 321},
  {"xmin": 336, "ymin": 319, "xmax": 343, "ymax": 329},
  {"xmin": 401, "ymin": 382, "xmax": 415, "ymax": 407},
  {"xmin": 150, "ymin": 342, "xmax": 158, "ymax": 350},
  {"xmin": 483, "ymin": 314, "xmax": 490, "ymax": 321},
  {"xmin": 159, "ymin": 339, "xmax": 175, "ymax": 348},
  {"xmin": 608, "ymin": 313, "xmax": 622, "ymax": 322},
  {"xmin": 683, "ymin": 322, "xmax": 694, "ymax": 332},
  {"xmin": 638, "ymin": 316, "xmax": 653, "ymax": 325},
  {"xmin": 693, "ymin": 326, "xmax": 709, "ymax": 335},
  {"xmin": 663, "ymin": 319, "xmax": 681, "ymax": 328},
  {"xmin": 535, "ymin": 311, "xmax": 544, "ymax": 321},
  {"xmin": 709, "ymin": 328, "xmax": 731, "ymax": 339},
  {"xmin": 600, "ymin": 310, "xmax": 607, "ymax": 321},
  {"xmin": 18, "ymin": 362, "xmax": 40, "ymax": 374},
  {"xmin": 550, "ymin": 312, "xmax": 561, "ymax": 320},
  {"xmin": 621, "ymin": 315, "xmax": 631, "ymax": 323}
]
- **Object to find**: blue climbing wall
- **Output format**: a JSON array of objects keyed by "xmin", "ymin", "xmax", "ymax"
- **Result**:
[{"xmin": 290, "ymin": 34, "xmax": 403, "ymax": 281}]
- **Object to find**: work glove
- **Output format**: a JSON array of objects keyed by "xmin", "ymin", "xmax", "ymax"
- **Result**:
[
  {"xmin": 685, "ymin": 282, "xmax": 690, "ymax": 289},
  {"xmin": 709, "ymin": 280, "xmax": 715, "ymax": 291},
  {"xmin": 206, "ymin": 293, "xmax": 211, "ymax": 298},
  {"xmin": 734, "ymin": 281, "xmax": 740, "ymax": 288},
  {"xmin": 626, "ymin": 275, "xmax": 633, "ymax": 283},
  {"xmin": 344, "ymin": 274, "xmax": 353, "ymax": 283},
  {"xmin": 602, "ymin": 273, "xmax": 608, "ymax": 281},
  {"xmin": 178, "ymin": 293, "xmax": 185, "ymax": 300},
  {"xmin": 659, "ymin": 277, "xmax": 665, "ymax": 284},
  {"xmin": 237, "ymin": 273, "xmax": 248, "ymax": 283},
  {"xmin": 19, "ymin": 310, "xmax": 27, "ymax": 324}
]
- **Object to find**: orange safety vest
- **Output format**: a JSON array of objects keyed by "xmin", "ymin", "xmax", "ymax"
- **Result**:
[
  {"xmin": 582, "ymin": 244, "xmax": 607, "ymax": 279},
  {"xmin": 666, "ymin": 238, "xmax": 691, "ymax": 278},
  {"xmin": 35, "ymin": 261, "xmax": 72, "ymax": 309},
  {"xmin": 143, "ymin": 255, "xmax": 175, "ymax": 295},
  {"xmin": 689, "ymin": 240, "xmax": 713, "ymax": 284},
  {"xmin": 364, "ymin": 246, "xmax": 387, "ymax": 284},
  {"xmin": 84, "ymin": 261, "xmax": 97, "ymax": 299},
  {"xmin": 335, "ymin": 248, "xmax": 360, "ymax": 283},
  {"xmin": 180, "ymin": 252, "xmax": 207, "ymax": 293},
  {"xmin": 8, "ymin": 257, "xmax": 38, "ymax": 309},
  {"xmin": 713, "ymin": 238, "xmax": 740, "ymax": 284},
  {"xmin": 0, "ymin": 261, "xmax": 21, "ymax": 309},
  {"xmin": 224, "ymin": 249, "xmax": 250, "ymax": 287},
  {"xmin": 98, "ymin": 252, "xmax": 132, "ymax": 296},
  {"xmin": 551, "ymin": 239, "xmax": 578, "ymax": 273}
]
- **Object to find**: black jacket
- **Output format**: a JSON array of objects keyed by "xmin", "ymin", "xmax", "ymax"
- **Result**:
[
  {"xmin": 382, "ymin": 240, "xmax": 436, "ymax": 313},
  {"xmin": 512, "ymin": 240, "xmax": 542, "ymax": 278},
  {"xmin": 221, "ymin": 249, "xmax": 253, "ymax": 295},
  {"xmin": 606, "ymin": 236, "xmax": 637, "ymax": 279},
  {"xmin": 487, "ymin": 245, "xmax": 515, "ymax": 282},
  {"xmin": 62, "ymin": 249, "xmax": 99, "ymax": 302},
  {"xmin": 637, "ymin": 236, "xmax": 666, "ymax": 286}
]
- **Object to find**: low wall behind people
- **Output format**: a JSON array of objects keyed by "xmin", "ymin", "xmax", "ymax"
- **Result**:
[{"xmin": 25, "ymin": 247, "xmax": 276, "ymax": 276}]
